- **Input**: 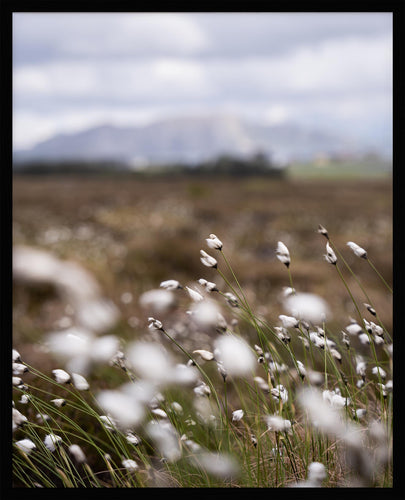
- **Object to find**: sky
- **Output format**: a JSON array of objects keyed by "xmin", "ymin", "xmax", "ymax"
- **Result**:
[{"xmin": 13, "ymin": 12, "xmax": 392, "ymax": 152}]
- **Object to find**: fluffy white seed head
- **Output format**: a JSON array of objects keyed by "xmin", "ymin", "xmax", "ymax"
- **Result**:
[
  {"xmin": 44, "ymin": 434, "xmax": 62, "ymax": 452},
  {"xmin": 193, "ymin": 349, "xmax": 215, "ymax": 361},
  {"xmin": 283, "ymin": 293, "xmax": 330, "ymax": 325},
  {"xmin": 139, "ymin": 289, "xmax": 175, "ymax": 313},
  {"xmin": 345, "ymin": 322, "xmax": 363, "ymax": 336},
  {"xmin": 146, "ymin": 420, "xmax": 181, "ymax": 463},
  {"xmin": 232, "ymin": 409, "xmax": 244, "ymax": 422},
  {"xmin": 276, "ymin": 241, "xmax": 291, "ymax": 267},
  {"xmin": 76, "ymin": 298, "xmax": 119, "ymax": 334},
  {"xmin": 359, "ymin": 333, "xmax": 371, "ymax": 345},
  {"xmin": 152, "ymin": 408, "xmax": 169, "ymax": 419},
  {"xmin": 214, "ymin": 335, "xmax": 256, "ymax": 377},
  {"xmin": 160, "ymin": 279, "xmax": 182, "ymax": 290},
  {"xmin": 50, "ymin": 398, "xmax": 66, "ymax": 408},
  {"xmin": 278, "ymin": 314, "xmax": 299, "ymax": 329},
  {"xmin": 190, "ymin": 451, "xmax": 239, "ymax": 479},
  {"xmin": 15, "ymin": 439, "xmax": 36, "ymax": 454},
  {"xmin": 186, "ymin": 286, "xmax": 204, "ymax": 303},
  {"xmin": 198, "ymin": 278, "xmax": 219, "ymax": 292},
  {"xmin": 69, "ymin": 444, "xmax": 87, "ymax": 463},
  {"xmin": 372, "ymin": 366, "xmax": 387, "ymax": 379},
  {"xmin": 271, "ymin": 385, "xmax": 289, "ymax": 404},
  {"xmin": 52, "ymin": 369, "xmax": 71, "ymax": 384},
  {"xmin": 148, "ymin": 317, "xmax": 163, "ymax": 330},
  {"xmin": 12, "ymin": 349, "xmax": 21, "ymax": 363},
  {"xmin": 355, "ymin": 356, "xmax": 367, "ymax": 378},
  {"xmin": 206, "ymin": 234, "xmax": 223, "ymax": 250},
  {"xmin": 91, "ymin": 336, "xmax": 120, "ymax": 364},
  {"xmin": 127, "ymin": 341, "xmax": 173, "ymax": 384},
  {"xmin": 347, "ymin": 241, "xmax": 367, "ymax": 259},
  {"xmin": 96, "ymin": 390, "xmax": 145, "ymax": 429},
  {"xmin": 307, "ymin": 462, "xmax": 327, "ymax": 485},
  {"xmin": 224, "ymin": 292, "xmax": 238, "ymax": 307},
  {"xmin": 13, "ymin": 409, "xmax": 28, "ymax": 431},
  {"xmin": 71, "ymin": 373, "xmax": 90, "ymax": 391},
  {"xmin": 317, "ymin": 224, "xmax": 329, "ymax": 239},
  {"xmin": 200, "ymin": 250, "xmax": 218, "ymax": 268},
  {"xmin": 324, "ymin": 242, "xmax": 337, "ymax": 265},
  {"xmin": 126, "ymin": 432, "xmax": 141, "ymax": 445},
  {"xmin": 190, "ymin": 298, "xmax": 221, "ymax": 328},
  {"xmin": 122, "ymin": 458, "xmax": 139, "ymax": 472},
  {"xmin": 266, "ymin": 414, "xmax": 292, "ymax": 433}
]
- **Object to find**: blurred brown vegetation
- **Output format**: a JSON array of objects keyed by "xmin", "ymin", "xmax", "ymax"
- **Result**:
[{"xmin": 13, "ymin": 174, "xmax": 392, "ymax": 363}]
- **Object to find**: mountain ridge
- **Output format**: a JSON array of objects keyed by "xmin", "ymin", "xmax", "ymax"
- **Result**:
[{"xmin": 13, "ymin": 114, "xmax": 390, "ymax": 168}]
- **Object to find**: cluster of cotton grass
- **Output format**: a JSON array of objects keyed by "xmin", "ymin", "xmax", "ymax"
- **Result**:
[{"xmin": 12, "ymin": 227, "xmax": 392, "ymax": 488}]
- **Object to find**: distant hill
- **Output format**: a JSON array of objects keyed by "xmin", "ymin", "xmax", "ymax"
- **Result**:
[{"xmin": 13, "ymin": 114, "xmax": 390, "ymax": 169}]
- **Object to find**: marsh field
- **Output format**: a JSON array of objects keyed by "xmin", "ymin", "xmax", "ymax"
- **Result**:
[{"xmin": 12, "ymin": 173, "xmax": 393, "ymax": 488}]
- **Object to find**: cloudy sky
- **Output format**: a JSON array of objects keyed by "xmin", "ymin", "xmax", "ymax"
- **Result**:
[{"xmin": 13, "ymin": 12, "xmax": 392, "ymax": 152}]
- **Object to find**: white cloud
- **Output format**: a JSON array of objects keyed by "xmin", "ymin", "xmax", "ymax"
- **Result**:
[
  {"xmin": 12, "ymin": 13, "xmax": 392, "ymax": 152},
  {"xmin": 13, "ymin": 13, "xmax": 210, "ymax": 62}
]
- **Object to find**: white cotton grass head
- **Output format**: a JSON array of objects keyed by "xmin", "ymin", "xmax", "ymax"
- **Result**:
[
  {"xmin": 266, "ymin": 415, "xmax": 292, "ymax": 433},
  {"xmin": 372, "ymin": 366, "xmax": 387, "ymax": 379},
  {"xmin": 69, "ymin": 444, "xmax": 87, "ymax": 463},
  {"xmin": 345, "ymin": 322, "xmax": 363, "ymax": 336},
  {"xmin": 297, "ymin": 387, "xmax": 362, "ymax": 448},
  {"xmin": 232, "ymin": 409, "xmax": 244, "ymax": 422},
  {"xmin": 278, "ymin": 314, "xmax": 299, "ymax": 329},
  {"xmin": 317, "ymin": 224, "xmax": 329, "ymax": 239},
  {"xmin": 190, "ymin": 451, "xmax": 239, "ymax": 479},
  {"xmin": 99, "ymin": 415, "xmax": 118, "ymax": 432},
  {"xmin": 200, "ymin": 249, "xmax": 218, "ymax": 268},
  {"xmin": 15, "ymin": 438, "xmax": 36, "ymax": 454},
  {"xmin": 276, "ymin": 241, "xmax": 290, "ymax": 267},
  {"xmin": 307, "ymin": 462, "xmax": 327, "ymax": 486},
  {"xmin": 224, "ymin": 292, "xmax": 238, "ymax": 307},
  {"xmin": 127, "ymin": 341, "xmax": 174, "ymax": 384},
  {"xmin": 271, "ymin": 385, "xmax": 289, "ymax": 404},
  {"xmin": 126, "ymin": 432, "xmax": 141, "ymax": 445},
  {"xmin": 75, "ymin": 298, "xmax": 119, "ymax": 334},
  {"xmin": 283, "ymin": 292, "xmax": 331, "ymax": 325},
  {"xmin": 159, "ymin": 279, "xmax": 182, "ymax": 290},
  {"xmin": 347, "ymin": 241, "xmax": 367, "ymax": 259},
  {"xmin": 148, "ymin": 317, "xmax": 163, "ymax": 330},
  {"xmin": 52, "ymin": 369, "xmax": 71, "ymax": 384},
  {"xmin": 71, "ymin": 373, "xmax": 90, "ymax": 391},
  {"xmin": 12, "ymin": 349, "xmax": 21, "ymax": 363},
  {"xmin": 50, "ymin": 398, "xmax": 66, "ymax": 408},
  {"xmin": 44, "ymin": 434, "xmax": 62, "ymax": 452},
  {"xmin": 13, "ymin": 363, "xmax": 28, "ymax": 375},
  {"xmin": 193, "ymin": 349, "xmax": 215, "ymax": 361},
  {"xmin": 170, "ymin": 363, "xmax": 199, "ymax": 386},
  {"xmin": 198, "ymin": 278, "xmax": 219, "ymax": 292},
  {"xmin": 206, "ymin": 233, "xmax": 223, "ymax": 250},
  {"xmin": 13, "ymin": 409, "xmax": 28, "ymax": 432},
  {"xmin": 96, "ymin": 389, "xmax": 145, "ymax": 429},
  {"xmin": 122, "ymin": 458, "xmax": 139, "ymax": 473},
  {"xmin": 47, "ymin": 327, "xmax": 91, "ymax": 360},
  {"xmin": 185, "ymin": 286, "xmax": 204, "ymax": 303},
  {"xmin": 91, "ymin": 335, "xmax": 120, "ymax": 364},
  {"xmin": 324, "ymin": 242, "xmax": 337, "ymax": 265},
  {"xmin": 190, "ymin": 298, "xmax": 221, "ymax": 328},
  {"xmin": 152, "ymin": 408, "xmax": 168, "ymax": 419},
  {"xmin": 146, "ymin": 420, "xmax": 181, "ymax": 463},
  {"xmin": 139, "ymin": 289, "xmax": 176, "ymax": 313},
  {"xmin": 214, "ymin": 334, "xmax": 256, "ymax": 377}
]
